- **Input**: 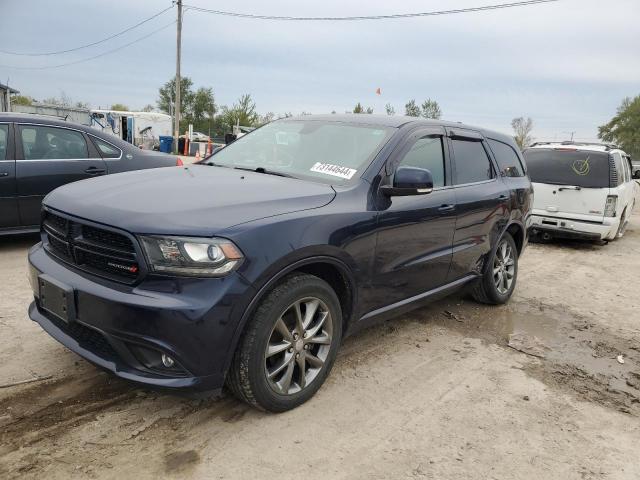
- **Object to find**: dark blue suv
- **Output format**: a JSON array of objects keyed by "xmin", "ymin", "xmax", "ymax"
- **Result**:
[{"xmin": 27, "ymin": 115, "xmax": 532, "ymax": 411}]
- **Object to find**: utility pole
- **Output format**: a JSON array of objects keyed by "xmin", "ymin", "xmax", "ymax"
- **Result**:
[{"xmin": 174, "ymin": 0, "xmax": 183, "ymax": 152}]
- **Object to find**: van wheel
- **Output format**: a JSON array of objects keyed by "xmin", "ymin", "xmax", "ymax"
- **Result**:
[
  {"xmin": 471, "ymin": 232, "xmax": 518, "ymax": 305},
  {"xmin": 615, "ymin": 209, "xmax": 628, "ymax": 239},
  {"xmin": 226, "ymin": 273, "xmax": 342, "ymax": 412}
]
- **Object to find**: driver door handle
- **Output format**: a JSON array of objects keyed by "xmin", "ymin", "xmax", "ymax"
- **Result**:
[
  {"xmin": 85, "ymin": 167, "xmax": 106, "ymax": 175},
  {"xmin": 438, "ymin": 204, "xmax": 455, "ymax": 212}
]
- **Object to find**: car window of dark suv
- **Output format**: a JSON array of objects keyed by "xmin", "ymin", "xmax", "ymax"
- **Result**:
[
  {"xmin": 487, "ymin": 139, "xmax": 525, "ymax": 177},
  {"xmin": 0, "ymin": 124, "xmax": 7, "ymax": 160},
  {"xmin": 451, "ymin": 138, "xmax": 494, "ymax": 184},
  {"xmin": 396, "ymin": 135, "xmax": 446, "ymax": 187},
  {"xmin": 19, "ymin": 125, "xmax": 88, "ymax": 160}
]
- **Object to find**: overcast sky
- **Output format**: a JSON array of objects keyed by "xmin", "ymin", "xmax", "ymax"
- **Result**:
[{"xmin": 1, "ymin": 0, "xmax": 639, "ymax": 140}]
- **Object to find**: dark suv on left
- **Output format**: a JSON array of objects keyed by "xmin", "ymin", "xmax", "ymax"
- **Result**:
[{"xmin": 27, "ymin": 114, "xmax": 532, "ymax": 412}]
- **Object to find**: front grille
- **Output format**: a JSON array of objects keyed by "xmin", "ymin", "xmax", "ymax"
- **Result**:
[
  {"xmin": 47, "ymin": 314, "xmax": 118, "ymax": 359},
  {"xmin": 43, "ymin": 211, "xmax": 141, "ymax": 283}
]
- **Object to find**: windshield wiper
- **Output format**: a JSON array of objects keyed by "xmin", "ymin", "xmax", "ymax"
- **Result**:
[{"xmin": 233, "ymin": 166, "xmax": 297, "ymax": 179}]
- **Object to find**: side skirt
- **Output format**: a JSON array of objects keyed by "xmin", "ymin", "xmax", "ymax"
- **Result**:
[{"xmin": 355, "ymin": 274, "xmax": 477, "ymax": 327}]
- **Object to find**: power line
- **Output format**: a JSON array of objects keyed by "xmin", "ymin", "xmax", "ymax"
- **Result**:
[
  {"xmin": 182, "ymin": 0, "xmax": 560, "ymax": 21},
  {"xmin": 0, "ymin": 4, "xmax": 174, "ymax": 56},
  {"xmin": 0, "ymin": 20, "xmax": 176, "ymax": 70}
]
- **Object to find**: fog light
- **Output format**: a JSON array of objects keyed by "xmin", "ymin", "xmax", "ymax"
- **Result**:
[{"xmin": 161, "ymin": 353, "xmax": 175, "ymax": 368}]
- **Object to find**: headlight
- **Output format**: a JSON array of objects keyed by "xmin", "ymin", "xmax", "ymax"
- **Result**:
[{"xmin": 139, "ymin": 236, "xmax": 243, "ymax": 277}]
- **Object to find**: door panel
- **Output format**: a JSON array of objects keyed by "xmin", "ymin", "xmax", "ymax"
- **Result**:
[
  {"xmin": 446, "ymin": 130, "xmax": 510, "ymax": 281},
  {"xmin": 0, "ymin": 123, "xmax": 19, "ymax": 228},
  {"xmin": 369, "ymin": 128, "xmax": 456, "ymax": 312},
  {"xmin": 372, "ymin": 189, "xmax": 457, "ymax": 309},
  {"xmin": 16, "ymin": 124, "xmax": 107, "ymax": 226},
  {"xmin": 447, "ymin": 180, "xmax": 509, "ymax": 281}
]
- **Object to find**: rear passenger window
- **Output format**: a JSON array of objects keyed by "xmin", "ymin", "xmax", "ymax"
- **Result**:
[
  {"xmin": 451, "ymin": 139, "xmax": 494, "ymax": 184},
  {"xmin": 91, "ymin": 137, "xmax": 121, "ymax": 159},
  {"xmin": 397, "ymin": 136, "xmax": 445, "ymax": 187},
  {"xmin": 0, "ymin": 125, "xmax": 7, "ymax": 160},
  {"xmin": 488, "ymin": 139, "xmax": 525, "ymax": 177},
  {"xmin": 19, "ymin": 125, "xmax": 88, "ymax": 160}
]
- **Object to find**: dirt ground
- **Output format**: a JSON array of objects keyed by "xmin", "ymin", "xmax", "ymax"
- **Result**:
[{"xmin": 1, "ymin": 211, "xmax": 639, "ymax": 480}]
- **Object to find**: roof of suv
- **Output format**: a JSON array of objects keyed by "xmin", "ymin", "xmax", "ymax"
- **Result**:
[
  {"xmin": 282, "ymin": 114, "xmax": 517, "ymax": 146},
  {"xmin": 527, "ymin": 141, "xmax": 625, "ymax": 154}
]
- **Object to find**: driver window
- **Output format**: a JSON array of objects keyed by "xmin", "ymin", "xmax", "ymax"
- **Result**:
[
  {"xmin": 19, "ymin": 125, "xmax": 88, "ymax": 160},
  {"xmin": 396, "ymin": 135, "xmax": 445, "ymax": 187}
]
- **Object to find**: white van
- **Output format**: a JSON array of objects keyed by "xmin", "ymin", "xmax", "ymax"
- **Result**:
[{"xmin": 524, "ymin": 142, "xmax": 636, "ymax": 242}]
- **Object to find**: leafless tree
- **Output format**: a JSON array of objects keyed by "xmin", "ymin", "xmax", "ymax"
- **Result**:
[{"xmin": 511, "ymin": 117, "xmax": 534, "ymax": 149}]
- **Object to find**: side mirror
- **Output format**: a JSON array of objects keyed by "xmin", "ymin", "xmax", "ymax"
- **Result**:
[{"xmin": 381, "ymin": 167, "xmax": 434, "ymax": 197}]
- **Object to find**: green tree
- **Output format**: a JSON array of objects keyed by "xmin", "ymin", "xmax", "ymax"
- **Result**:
[
  {"xmin": 217, "ymin": 94, "xmax": 259, "ymax": 132},
  {"xmin": 110, "ymin": 103, "xmax": 129, "ymax": 111},
  {"xmin": 141, "ymin": 104, "xmax": 154, "ymax": 112},
  {"xmin": 10, "ymin": 95, "xmax": 33, "ymax": 106},
  {"xmin": 385, "ymin": 103, "xmax": 395, "ymax": 116},
  {"xmin": 405, "ymin": 99, "xmax": 421, "ymax": 117},
  {"xmin": 421, "ymin": 99, "xmax": 442, "ymax": 120},
  {"xmin": 511, "ymin": 117, "xmax": 534, "ymax": 149},
  {"xmin": 599, "ymin": 95, "xmax": 640, "ymax": 158},
  {"xmin": 157, "ymin": 76, "xmax": 195, "ymax": 120},
  {"xmin": 353, "ymin": 102, "xmax": 373, "ymax": 114},
  {"xmin": 192, "ymin": 87, "xmax": 216, "ymax": 124}
]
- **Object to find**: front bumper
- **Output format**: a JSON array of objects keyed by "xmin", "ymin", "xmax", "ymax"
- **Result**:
[
  {"xmin": 28, "ymin": 242, "xmax": 255, "ymax": 392},
  {"xmin": 529, "ymin": 214, "xmax": 619, "ymax": 241}
]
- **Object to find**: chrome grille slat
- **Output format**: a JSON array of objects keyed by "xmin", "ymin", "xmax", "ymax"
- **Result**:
[{"xmin": 43, "ymin": 211, "xmax": 141, "ymax": 283}]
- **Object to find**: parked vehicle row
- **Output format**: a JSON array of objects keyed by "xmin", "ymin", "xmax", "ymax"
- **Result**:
[
  {"xmin": 524, "ymin": 142, "xmax": 638, "ymax": 242},
  {"xmin": 26, "ymin": 114, "xmax": 532, "ymax": 411},
  {"xmin": 0, "ymin": 113, "xmax": 181, "ymax": 235}
]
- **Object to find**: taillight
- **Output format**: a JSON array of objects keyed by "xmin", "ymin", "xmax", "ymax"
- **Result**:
[
  {"xmin": 604, "ymin": 195, "xmax": 617, "ymax": 217},
  {"xmin": 176, "ymin": 157, "xmax": 184, "ymax": 166}
]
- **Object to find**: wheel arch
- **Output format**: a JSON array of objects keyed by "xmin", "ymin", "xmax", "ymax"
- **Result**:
[
  {"xmin": 222, "ymin": 255, "xmax": 357, "ymax": 376},
  {"xmin": 505, "ymin": 220, "xmax": 526, "ymax": 254}
]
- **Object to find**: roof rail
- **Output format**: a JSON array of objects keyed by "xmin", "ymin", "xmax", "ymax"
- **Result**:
[{"xmin": 529, "ymin": 140, "xmax": 619, "ymax": 151}]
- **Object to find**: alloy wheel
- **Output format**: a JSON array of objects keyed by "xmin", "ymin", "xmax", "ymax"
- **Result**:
[
  {"xmin": 493, "ymin": 239, "xmax": 515, "ymax": 295},
  {"xmin": 264, "ymin": 297, "xmax": 333, "ymax": 395}
]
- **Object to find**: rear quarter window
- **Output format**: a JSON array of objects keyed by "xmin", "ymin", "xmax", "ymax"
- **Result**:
[
  {"xmin": 523, "ymin": 148, "xmax": 611, "ymax": 188},
  {"xmin": 487, "ymin": 139, "xmax": 525, "ymax": 177}
]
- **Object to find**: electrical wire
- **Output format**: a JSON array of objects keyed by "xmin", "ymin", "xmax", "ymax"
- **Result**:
[
  {"xmin": 182, "ymin": 0, "xmax": 560, "ymax": 21},
  {"xmin": 0, "ymin": 4, "xmax": 174, "ymax": 56},
  {"xmin": 0, "ymin": 20, "xmax": 176, "ymax": 70}
]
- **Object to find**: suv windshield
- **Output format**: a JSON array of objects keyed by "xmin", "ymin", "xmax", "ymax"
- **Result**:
[
  {"xmin": 524, "ymin": 148, "xmax": 610, "ymax": 188},
  {"xmin": 206, "ymin": 120, "xmax": 394, "ymax": 184}
]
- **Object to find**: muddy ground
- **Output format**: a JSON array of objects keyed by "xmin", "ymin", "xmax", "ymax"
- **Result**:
[{"xmin": 1, "ymin": 211, "xmax": 639, "ymax": 479}]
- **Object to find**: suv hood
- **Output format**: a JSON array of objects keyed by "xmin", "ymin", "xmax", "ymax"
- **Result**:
[{"xmin": 44, "ymin": 165, "xmax": 336, "ymax": 235}]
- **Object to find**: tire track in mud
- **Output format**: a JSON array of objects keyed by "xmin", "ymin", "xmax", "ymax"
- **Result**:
[
  {"xmin": 426, "ymin": 295, "xmax": 640, "ymax": 417},
  {"xmin": 0, "ymin": 373, "xmax": 137, "ymax": 455}
]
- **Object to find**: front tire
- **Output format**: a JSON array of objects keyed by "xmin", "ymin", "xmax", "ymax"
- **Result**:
[
  {"xmin": 471, "ymin": 232, "xmax": 518, "ymax": 305},
  {"xmin": 227, "ymin": 273, "xmax": 342, "ymax": 412}
]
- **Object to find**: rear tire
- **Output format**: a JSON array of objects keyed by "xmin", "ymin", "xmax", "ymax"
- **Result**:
[
  {"xmin": 471, "ymin": 232, "xmax": 518, "ymax": 305},
  {"xmin": 226, "ymin": 273, "xmax": 342, "ymax": 412}
]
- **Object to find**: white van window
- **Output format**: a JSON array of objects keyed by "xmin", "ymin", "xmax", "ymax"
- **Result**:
[
  {"xmin": 524, "ymin": 148, "xmax": 611, "ymax": 188},
  {"xmin": 612, "ymin": 152, "xmax": 626, "ymax": 185}
]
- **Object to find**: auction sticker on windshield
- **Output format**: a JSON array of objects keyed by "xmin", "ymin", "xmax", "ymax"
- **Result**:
[{"xmin": 310, "ymin": 162, "xmax": 357, "ymax": 179}]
